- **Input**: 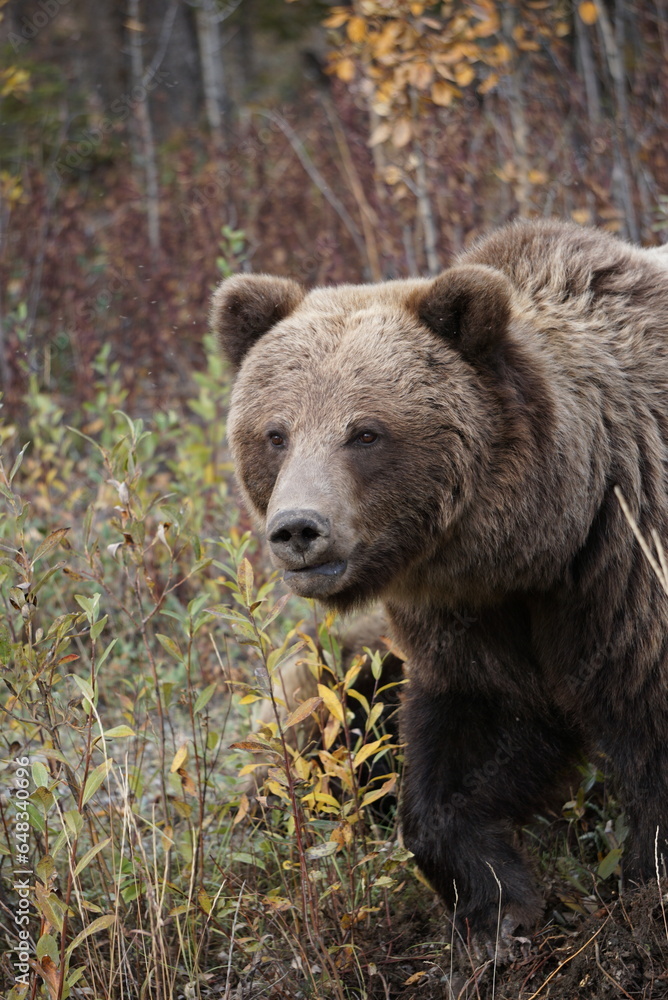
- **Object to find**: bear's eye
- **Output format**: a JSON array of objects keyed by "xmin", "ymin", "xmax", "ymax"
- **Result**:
[
  {"xmin": 268, "ymin": 432, "xmax": 286, "ymax": 448},
  {"xmin": 356, "ymin": 431, "xmax": 378, "ymax": 445}
]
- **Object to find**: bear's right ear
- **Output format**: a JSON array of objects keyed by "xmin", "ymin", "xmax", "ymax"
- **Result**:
[
  {"xmin": 412, "ymin": 265, "xmax": 514, "ymax": 365},
  {"xmin": 211, "ymin": 274, "xmax": 305, "ymax": 369}
]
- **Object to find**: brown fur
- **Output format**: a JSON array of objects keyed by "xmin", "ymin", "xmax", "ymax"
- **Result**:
[{"xmin": 212, "ymin": 220, "xmax": 668, "ymax": 935}]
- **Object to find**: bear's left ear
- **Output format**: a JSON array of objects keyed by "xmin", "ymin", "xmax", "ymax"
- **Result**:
[
  {"xmin": 211, "ymin": 274, "xmax": 305, "ymax": 369},
  {"xmin": 413, "ymin": 265, "xmax": 514, "ymax": 364}
]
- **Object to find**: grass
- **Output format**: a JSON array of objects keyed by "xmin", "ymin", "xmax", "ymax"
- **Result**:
[{"xmin": 0, "ymin": 343, "xmax": 408, "ymax": 999}]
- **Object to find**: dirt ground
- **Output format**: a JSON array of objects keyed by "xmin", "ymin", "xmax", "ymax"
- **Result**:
[
  {"xmin": 218, "ymin": 875, "xmax": 668, "ymax": 1000},
  {"xmin": 355, "ymin": 882, "xmax": 668, "ymax": 1000}
]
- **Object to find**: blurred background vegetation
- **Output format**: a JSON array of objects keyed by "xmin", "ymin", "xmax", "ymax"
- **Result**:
[
  {"xmin": 1, "ymin": 2, "xmax": 668, "ymax": 998},
  {"xmin": 1, "ymin": 0, "xmax": 667, "ymax": 413}
]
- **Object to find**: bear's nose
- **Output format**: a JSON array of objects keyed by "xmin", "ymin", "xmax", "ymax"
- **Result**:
[{"xmin": 267, "ymin": 509, "xmax": 331, "ymax": 560}]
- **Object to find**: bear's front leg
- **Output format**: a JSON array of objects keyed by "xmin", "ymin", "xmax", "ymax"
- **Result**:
[
  {"xmin": 401, "ymin": 681, "xmax": 580, "ymax": 936},
  {"xmin": 598, "ymin": 710, "xmax": 668, "ymax": 888}
]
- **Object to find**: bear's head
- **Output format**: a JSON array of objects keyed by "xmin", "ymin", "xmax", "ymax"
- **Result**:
[{"xmin": 212, "ymin": 266, "xmax": 536, "ymax": 611}]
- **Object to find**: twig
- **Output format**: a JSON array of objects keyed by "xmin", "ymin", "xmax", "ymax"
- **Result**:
[
  {"xmin": 449, "ymin": 881, "xmax": 458, "ymax": 1000},
  {"xmin": 593, "ymin": 0, "xmax": 639, "ymax": 241},
  {"xmin": 142, "ymin": 0, "xmax": 179, "ymax": 86},
  {"xmin": 655, "ymin": 826, "xmax": 668, "ymax": 942},
  {"xmin": 128, "ymin": 0, "xmax": 161, "ymax": 258},
  {"xmin": 486, "ymin": 863, "xmax": 502, "ymax": 1000},
  {"xmin": 651, "ymin": 529, "xmax": 668, "ymax": 594},
  {"xmin": 319, "ymin": 95, "xmax": 382, "ymax": 280},
  {"xmin": 614, "ymin": 486, "xmax": 668, "ymax": 593},
  {"xmin": 409, "ymin": 90, "xmax": 440, "ymax": 276},
  {"xmin": 260, "ymin": 110, "xmax": 368, "ymax": 269},
  {"xmin": 525, "ymin": 917, "xmax": 609, "ymax": 999},
  {"xmin": 594, "ymin": 939, "xmax": 636, "ymax": 1000},
  {"xmin": 225, "ymin": 879, "xmax": 246, "ymax": 999}
]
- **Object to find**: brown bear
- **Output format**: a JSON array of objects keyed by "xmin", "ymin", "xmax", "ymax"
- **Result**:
[{"xmin": 211, "ymin": 220, "xmax": 668, "ymax": 936}]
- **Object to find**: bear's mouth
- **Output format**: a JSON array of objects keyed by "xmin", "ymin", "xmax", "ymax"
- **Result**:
[
  {"xmin": 281, "ymin": 559, "xmax": 349, "ymax": 598},
  {"xmin": 284, "ymin": 559, "xmax": 347, "ymax": 580}
]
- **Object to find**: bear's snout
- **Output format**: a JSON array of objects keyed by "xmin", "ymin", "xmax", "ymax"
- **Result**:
[{"xmin": 268, "ymin": 509, "xmax": 331, "ymax": 564}]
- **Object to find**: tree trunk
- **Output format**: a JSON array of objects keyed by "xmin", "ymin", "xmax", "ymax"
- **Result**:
[
  {"xmin": 127, "ymin": 0, "xmax": 161, "ymax": 258},
  {"xmin": 575, "ymin": 8, "xmax": 602, "ymax": 131},
  {"xmin": 195, "ymin": 0, "xmax": 226, "ymax": 147},
  {"xmin": 501, "ymin": 5, "xmax": 531, "ymax": 218}
]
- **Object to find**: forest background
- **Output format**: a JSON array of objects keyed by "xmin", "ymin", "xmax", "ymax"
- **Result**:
[{"xmin": 1, "ymin": 2, "xmax": 668, "ymax": 999}]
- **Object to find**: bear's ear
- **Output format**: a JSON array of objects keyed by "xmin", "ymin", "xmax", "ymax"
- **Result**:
[
  {"xmin": 413, "ymin": 265, "xmax": 514, "ymax": 363},
  {"xmin": 211, "ymin": 274, "xmax": 305, "ymax": 369}
]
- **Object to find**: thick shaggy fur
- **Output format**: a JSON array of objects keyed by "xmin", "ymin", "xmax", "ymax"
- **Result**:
[{"xmin": 212, "ymin": 221, "xmax": 668, "ymax": 934}]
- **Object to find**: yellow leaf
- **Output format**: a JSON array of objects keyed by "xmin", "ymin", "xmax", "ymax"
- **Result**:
[
  {"xmin": 237, "ymin": 557, "xmax": 254, "ymax": 605},
  {"xmin": 571, "ymin": 208, "xmax": 592, "ymax": 225},
  {"xmin": 238, "ymin": 762, "xmax": 264, "ymax": 776},
  {"xmin": 284, "ymin": 695, "xmax": 323, "ymax": 730},
  {"xmin": 318, "ymin": 683, "xmax": 345, "ymax": 723},
  {"xmin": 478, "ymin": 72, "xmax": 499, "ymax": 95},
  {"xmin": 239, "ymin": 693, "xmax": 262, "ymax": 705},
  {"xmin": 233, "ymin": 793, "xmax": 250, "ymax": 825},
  {"xmin": 578, "ymin": 1, "xmax": 598, "ymax": 24},
  {"xmin": 347, "ymin": 687, "xmax": 370, "ymax": 715},
  {"xmin": 334, "ymin": 57, "xmax": 356, "ymax": 82},
  {"xmin": 434, "ymin": 44, "xmax": 467, "ymax": 67},
  {"xmin": 410, "ymin": 3, "xmax": 424, "ymax": 14},
  {"xmin": 493, "ymin": 42, "xmax": 513, "ymax": 64},
  {"xmin": 454, "ymin": 63, "xmax": 476, "ymax": 87},
  {"xmin": 170, "ymin": 743, "xmax": 188, "ymax": 773},
  {"xmin": 517, "ymin": 37, "xmax": 540, "ymax": 51},
  {"xmin": 353, "ymin": 734, "xmax": 391, "ymax": 769},
  {"xmin": 347, "ymin": 16, "xmax": 366, "ymax": 43},
  {"xmin": 409, "ymin": 61, "xmax": 434, "ymax": 90},
  {"xmin": 473, "ymin": 15, "xmax": 500, "ymax": 38},
  {"xmin": 367, "ymin": 701, "xmax": 384, "ymax": 730},
  {"xmin": 324, "ymin": 714, "xmax": 342, "ymax": 750},
  {"xmin": 0, "ymin": 67, "xmax": 30, "ymax": 98},
  {"xmin": 293, "ymin": 754, "xmax": 312, "ymax": 781},
  {"xmin": 369, "ymin": 121, "xmax": 392, "ymax": 146},
  {"xmin": 361, "ymin": 786, "xmax": 388, "ymax": 807},
  {"xmin": 343, "ymin": 659, "xmax": 363, "ymax": 690},
  {"xmin": 495, "ymin": 160, "xmax": 516, "ymax": 182},
  {"xmin": 313, "ymin": 791, "xmax": 340, "ymax": 807},
  {"xmin": 1, "ymin": 173, "xmax": 23, "ymax": 203},
  {"xmin": 374, "ymin": 21, "xmax": 403, "ymax": 58},
  {"xmin": 405, "ymin": 970, "xmax": 429, "ymax": 985},
  {"xmin": 331, "ymin": 821, "xmax": 354, "ymax": 846},
  {"xmin": 392, "ymin": 118, "xmax": 413, "ymax": 148},
  {"xmin": 179, "ymin": 769, "xmax": 197, "ymax": 797},
  {"xmin": 324, "ymin": 11, "xmax": 349, "ymax": 28},
  {"xmin": 229, "ymin": 738, "xmax": 271, "ymax": 753},
  {"xmin": 266, "ymin": 779, "xmax": 289, "ymax": 800},
  {"xmin": 431, "ymin": 80, "xmax": 457, "ymax": 107},
  {"xmin": 528, "ymin": 169, "xmax": 548, "ymax": 184}
]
